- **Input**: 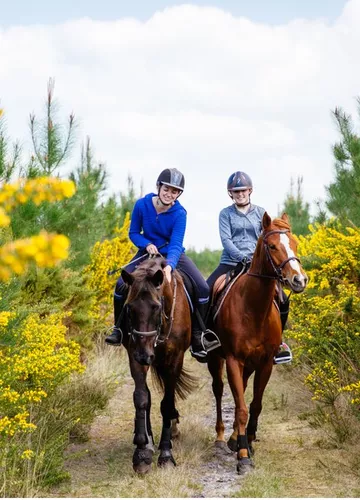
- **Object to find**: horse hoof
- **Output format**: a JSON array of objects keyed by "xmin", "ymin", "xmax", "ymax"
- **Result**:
[
  {"xmin": 215, "ymin": 440, "xmax": 227, "ymax": 450},
  {"xmin": 133, "ymin": 448, "xmax": 153, "ymax": 474},
  {"xmin": 236, "ymin": 457, "xmax": 254, "ymax": 475},
  {"xmin": 158, "ymin": 455, "xmax": 176, "ymax": 468},
  {"xmin": 133, "ymin": 462, "xmax": 152, "ymax": 474},
  {"xmin": 227, "ymin": 437, "xmax": 237, "ymax": 452}
]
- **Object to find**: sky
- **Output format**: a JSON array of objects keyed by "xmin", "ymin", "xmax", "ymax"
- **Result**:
[{"xmin": 0, "ymin": 0, "xmax": 358, "ymax": 250}]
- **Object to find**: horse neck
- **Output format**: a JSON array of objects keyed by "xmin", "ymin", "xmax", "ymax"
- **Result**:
[
  {"xmin": 162, "ymin": 279, "xmax": 174, "ymax": 313},
  {"xmin": 242, "ymin": 243, "xmax": 276, "ymax": 312}
]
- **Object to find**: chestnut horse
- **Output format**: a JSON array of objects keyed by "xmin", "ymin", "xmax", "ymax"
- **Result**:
[
  {"xmin": 120, "ymin": 256, "xmax": 194, "ymax": 473},
  {"xmin": 207, "ymin": 213, "xmax": 308, "ymax": 474}
]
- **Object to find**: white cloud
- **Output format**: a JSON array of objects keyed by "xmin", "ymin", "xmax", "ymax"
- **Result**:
[{"xmin": 1, "ymin": 1, "xmax": 360, "ymax": 250}]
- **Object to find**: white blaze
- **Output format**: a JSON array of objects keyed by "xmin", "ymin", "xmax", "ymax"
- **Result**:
[{"xmin": 279, "ymin": 233, "xmax": 302, "ymax": 274}]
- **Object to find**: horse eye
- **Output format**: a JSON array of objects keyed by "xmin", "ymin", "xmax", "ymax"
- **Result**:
[{"xmin": 269, "ymin": 244, "xmax": 276, "ymax": 250}]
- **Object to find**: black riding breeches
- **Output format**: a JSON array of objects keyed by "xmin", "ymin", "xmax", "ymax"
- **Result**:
[{"xmin": 206, "ymin": 263, "xmax": 236, "ymax": 290}]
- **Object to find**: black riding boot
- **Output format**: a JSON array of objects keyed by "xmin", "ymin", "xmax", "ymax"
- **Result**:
[
  {"xmin": 190, "ymin": 301, "xmax": 221, "ymax": 363},
  {"xmin": 273, "ymin": 289, "xmax": 292, "ymax": 364},
  {"xmin": 105, "ymin": 296, "xmax": 125, "ymax": 346}
]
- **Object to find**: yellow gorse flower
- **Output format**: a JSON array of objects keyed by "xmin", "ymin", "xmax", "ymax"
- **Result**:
[
  {"xmin": 0, "ymin": 177, "xmax": 76, "ymax": 211},
  {"xmin": 84, "ymin": 213, "xmax": 135, "ymax": 320},
  {"xmin": 0, "ymin": 311, "xmax": 84, "ymax": 437},
  {"xmin": 291, "ymin": 222, "xmax": 360, "ymax": 407},
  {"xmin": 0, "ymin": 231, "xmax": 70, "ymax": 280}
]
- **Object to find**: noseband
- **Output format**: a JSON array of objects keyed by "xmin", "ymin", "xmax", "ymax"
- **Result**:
[
  {"xmin": 248, "ymin": 229, "xmax": 301, "ymax": 283},
  {"xmin": 128, "ymin": 276, "xmax": 177, "ymax": 346}
]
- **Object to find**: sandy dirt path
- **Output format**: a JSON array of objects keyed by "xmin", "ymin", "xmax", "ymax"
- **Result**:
[{"xmin": 48, "ymin": 350, "xmax": 360, "ymax": 498}]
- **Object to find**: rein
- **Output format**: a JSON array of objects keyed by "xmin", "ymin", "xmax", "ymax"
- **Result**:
[
  {"xmin": 129, "ymin": 275, "xmax": 178, "ymax": 346},
  {"xmin": 155, "ymin": 276, "xmax": 177, "ymax": 345},
  {"xmin": 247, "ymin": 229, "xmax": 300, "ymax": 284}
]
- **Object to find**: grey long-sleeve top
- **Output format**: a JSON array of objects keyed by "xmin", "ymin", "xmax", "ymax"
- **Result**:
[{"xmin": 219, "ymin": 204, "xmax": 265, "ymax": 265}]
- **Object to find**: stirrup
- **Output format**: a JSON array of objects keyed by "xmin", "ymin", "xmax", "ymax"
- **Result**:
[
  {"xmin": 105, "ymin": 326, "xmax": 123, "ymax": 346},
  {"xmin": 202, "ymin": 329, "xmax": 221, "ymax": 352},
  {"xmin": 273, "ymin": 342, "xmax": 292, "ymax": 365}
]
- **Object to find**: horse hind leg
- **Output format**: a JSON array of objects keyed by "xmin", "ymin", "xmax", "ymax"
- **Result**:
[
  {"xmin": 171, "ymin": 410, "xmax": 180, "ymax": 439},
  {"xmin": 247, "ymin": 361, "xmax": 273, "ymax": 454},
  {"xmin": 208, "ymin": 353, "xmax": 226, "ymax": 448}
]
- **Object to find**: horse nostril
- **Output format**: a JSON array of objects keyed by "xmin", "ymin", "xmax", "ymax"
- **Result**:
[{"xmin": 293, "ymin": 274, "xmax": 307, "ymax": 286}]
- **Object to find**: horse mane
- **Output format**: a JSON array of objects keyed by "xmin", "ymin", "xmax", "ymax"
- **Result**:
[
  {"xmin": 127, "ymin": 256, "xmax": 182, "ymax": 301},
  {"xmin": 270, "ymin": 217, "xmax": 291, "ymax": 232}
]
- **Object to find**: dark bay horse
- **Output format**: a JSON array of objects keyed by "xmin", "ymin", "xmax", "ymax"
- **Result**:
[
  {"xmin": 120, "ymin": 256, "xmax": 194, "ymax": 473},
  {"xmin": 207, "ymin": 213, "xmax": 308, "ymax": 474}
]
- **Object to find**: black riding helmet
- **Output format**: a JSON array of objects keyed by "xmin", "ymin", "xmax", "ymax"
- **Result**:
[
  {"xmin": 157, "ymin": 168, "xmax": 185, "ymax": 193},
  {"xmin": 227, "ymin": 171, "xmax": 253, "ymax": 191}
]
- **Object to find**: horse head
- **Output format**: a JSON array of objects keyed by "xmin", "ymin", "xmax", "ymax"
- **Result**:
[
  {"xmin": 255, "ymin": 212, "xmax": 308, "ymax": 293},
  {"xmin": 122, "ymin": 256, "xmax": 168, "ymax": 366}
]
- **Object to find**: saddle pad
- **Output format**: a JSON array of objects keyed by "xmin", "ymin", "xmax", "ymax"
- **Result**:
[
  {"xmin": 178, "ymin": 270, "xmax": 195, "ymax": 313},
  {"xmin": 212, "ymin": 271, "xmax": 244, "ymax": 322}
]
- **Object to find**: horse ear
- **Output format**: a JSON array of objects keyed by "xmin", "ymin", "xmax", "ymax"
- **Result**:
[
  {"xmin": 281, "ymin": 212, "xmax": 290, "ymax": 224},
  {"xmin": 121, "ymin": 269, "xmax": 134, "ymax": 286},
  {"xmin": 151, "ymin": 269, "xmax": 164, "ymax": 288},
  {"xmin": 262, "ymin": 211, "xmax": 272, "ymax": 230}
]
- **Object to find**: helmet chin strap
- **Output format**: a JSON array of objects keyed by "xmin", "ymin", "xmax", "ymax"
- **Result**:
[{"xmin": 229, "ymin": 192, "xmax": 251, "ymax": 208}]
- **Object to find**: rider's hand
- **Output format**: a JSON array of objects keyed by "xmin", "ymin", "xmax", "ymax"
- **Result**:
[
  {"xmin": 164, "ymin": 265, "xmax": 172, "ymax": 283},
  {"xmin": 146, "ymin": 243, "xmax": 158, "ymax": 255}
]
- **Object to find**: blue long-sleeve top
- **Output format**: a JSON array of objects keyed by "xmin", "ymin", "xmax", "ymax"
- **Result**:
[
  {"xmin": 219, "ymin": 203, "xmax": 265, "ymax": 265},
  {"xmin": 129, "ymin": 193, "xmax": 186, "ymax": 270}
]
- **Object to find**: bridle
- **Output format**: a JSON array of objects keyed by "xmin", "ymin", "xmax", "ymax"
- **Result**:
[
  {"xmin": 127, "ymin": 276, "xmax": 178, "ymax": 346},
  {"xmin": 247, "ymin": 229, "xmax": 301, "ymax": 284}
]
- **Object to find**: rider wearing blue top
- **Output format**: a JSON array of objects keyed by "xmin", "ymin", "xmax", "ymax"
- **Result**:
[
  {"xmin": 207, "ymin": 171, "xmax": 293, "ymax": 365},
  {"xmin": 129, "ymin": 192, "xmax": 186, "ymax": 271},
  {"xmin": 105, "ymin": 168, "xmax": 220, "ymax": 362}
]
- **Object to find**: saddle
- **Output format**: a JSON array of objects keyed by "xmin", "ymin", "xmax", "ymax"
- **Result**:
[
  {"xmin": 211, "ymin": 260, "xmax": 250, "ymax": 312},
  {"xmin": 210, "ymin": 261, "xmax": 289, "ymax": 328}
]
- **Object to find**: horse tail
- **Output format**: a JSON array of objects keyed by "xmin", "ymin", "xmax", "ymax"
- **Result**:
[{"xmin": 151, "ymin": 364, "xmax": 198, "ymax": 400}]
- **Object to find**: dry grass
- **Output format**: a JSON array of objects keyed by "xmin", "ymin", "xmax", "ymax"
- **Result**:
[{"xmin": 45, "ymin": 352, "xmax": 360, "ymax": 498}]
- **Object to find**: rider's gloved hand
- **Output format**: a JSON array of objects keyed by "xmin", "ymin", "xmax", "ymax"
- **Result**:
[
  {"xmin": 164, "ymin": 265, "xmax": 172, "ymax": 283},
  {"xmin": 146, "ymin": 243, "xmax": 158, "ymax": 255}
]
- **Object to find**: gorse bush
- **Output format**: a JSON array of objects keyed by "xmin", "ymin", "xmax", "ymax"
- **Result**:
[
  {"xmin": 84, "ymin": 212, "xmax": 134, "ymax": 322},
  {"xmin": 0, "ymin": 85, "xmax": 139, "ymax": 495},
  {"xmin": 290, "ymin": 222, "xmax": 360, "ymax": 427}
]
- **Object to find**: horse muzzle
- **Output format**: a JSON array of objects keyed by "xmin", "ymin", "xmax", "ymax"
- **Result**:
[
  {"xmin": 287, "ymin": 273, "xmax": 308, "ymax": 293},
  {"xmin": 134, "ymin": 350, "xmax": 155, "ymax": 366}
]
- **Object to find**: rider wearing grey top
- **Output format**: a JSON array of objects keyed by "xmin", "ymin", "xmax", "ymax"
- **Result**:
[
  {"xmin": 207, "ymin": 171, "xmax": 264, "ymax": 289},
  {"xmin": 219, "ymin": 203, "xmax": 265, "ymax": 266},
  {"xmin": 207, "ymin": 170, "xmax": 293, "ymax": 365}
]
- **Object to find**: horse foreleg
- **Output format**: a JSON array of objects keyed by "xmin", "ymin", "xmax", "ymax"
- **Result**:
[
  {"xmin": 129, "ymin": 357, "xmax": 154, "ymax": 474},
  {"xmin": 207, "ymin": 353, "xmax": 226, "ymax": 444},
  {"xmin": 226, "ymin": 356, "xmax": 254, "ymax": 474},
  {"xmin": 247, "ymin": 360, "xmax": 273, "ymax": 452},
  {"xmin": 158, "ymin": 374, "xmax": 178, "ymax": 468}
]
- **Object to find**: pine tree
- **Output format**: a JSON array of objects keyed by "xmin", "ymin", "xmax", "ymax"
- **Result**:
[
  {"xmin": 0, "ymin": 107, "xmax": 20, "ymax": 182},
  {"xmin": 29, "ymin": 78, "xmax": 76, "ymax": 176},
  {"xmin": 326, "ymin": 102, "xmax": 360, "ymax": 226},
  {"xmin": 281, "ymin": 177, "xmax": 311, "ymax": 236}
]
